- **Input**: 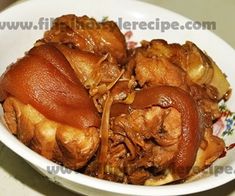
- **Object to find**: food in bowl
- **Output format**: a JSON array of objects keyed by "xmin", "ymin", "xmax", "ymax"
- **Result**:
[{"xmin": 0, "ymin": 14, "xmax": 231, "ymax": 185}]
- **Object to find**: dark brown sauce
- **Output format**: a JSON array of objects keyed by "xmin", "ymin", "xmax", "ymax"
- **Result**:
[
  {"xmin": 220, "ymin": 143, "xmax": 235, "ymax": 158},
  {"xmin": 226, "ymin": 143, "xmax": 235, "ymax": 151}
]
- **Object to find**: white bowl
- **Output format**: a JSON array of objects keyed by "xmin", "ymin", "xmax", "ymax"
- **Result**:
[{"xmin": 0, "ymin": 0, "xmax": 234, "ymax": 195}]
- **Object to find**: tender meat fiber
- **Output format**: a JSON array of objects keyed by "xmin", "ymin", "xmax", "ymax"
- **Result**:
[
  {"xmin": 44, "ymin": 15, "xmax": 127, "ymax": 64},
  {"xmin": 54, "ymin": 44, "xmax": 122, "ymax": 92},
  {"xmin": 134, "ymin": 52, "xmax": 186, "ymax": 88},
  {"xmin": 126, "ymin": 39, "xmax": 224, "ymax": 122},
  {"xmin": 112, "ymin": 107, "xmax": 181, "ymax": 148},
  {"xmin": 85, "ymin": 107, "xmax": 182, "ymax": 184},
  {"xmin": 131, "ymin": 39, "xmax": 230, "ymax": 99}
]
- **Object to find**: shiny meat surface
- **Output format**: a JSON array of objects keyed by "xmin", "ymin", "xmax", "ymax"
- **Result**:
[{"xmin": 0, "ymin": 44, "xmax": 100, "ymax": 129}]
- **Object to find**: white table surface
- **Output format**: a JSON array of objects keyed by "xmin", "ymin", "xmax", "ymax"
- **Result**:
[{"xmin": 0, "ymin": 0, "xmax": 234, "ymax": 195}]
